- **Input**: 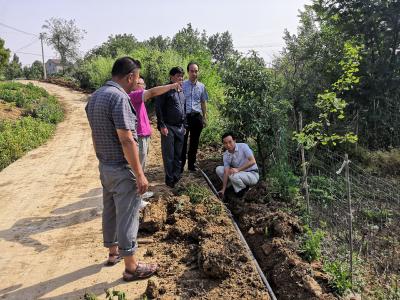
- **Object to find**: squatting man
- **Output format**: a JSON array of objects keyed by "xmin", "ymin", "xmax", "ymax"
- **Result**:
[{"xmin": 216, "ymin": 132, "xmax": 259, "ymax": 198}]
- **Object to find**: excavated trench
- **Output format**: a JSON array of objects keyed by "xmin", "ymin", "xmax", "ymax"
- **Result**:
[{"xmin": 198, "ymin": 158, "xmax": 339, "ymax": 300}]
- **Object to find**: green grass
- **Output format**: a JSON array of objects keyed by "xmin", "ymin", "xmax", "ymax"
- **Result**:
[
  {"xmin": 183, "ymin": 183, "xmax": 223, "ymax": 217},
  {"xmin": 0, "ymin": 82, "xmax": 64, "ymax": 170}
]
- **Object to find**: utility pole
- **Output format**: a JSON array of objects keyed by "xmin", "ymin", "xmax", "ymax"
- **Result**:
[{"xmin": 39, "ymin": 33, "xmax": 47, "ymax": 79}]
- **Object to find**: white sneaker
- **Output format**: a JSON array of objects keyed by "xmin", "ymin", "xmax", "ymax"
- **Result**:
[
  {"xmin": 139, "ymin": 200, "xmax": 150, "ymax": 210},
  {"xmin": 141, "ymin": 191, "xmax": 154, "ymax": 200}
]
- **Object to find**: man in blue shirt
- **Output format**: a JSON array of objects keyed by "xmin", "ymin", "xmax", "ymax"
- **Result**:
[
  {"xmin": 216, "ymin": 132, "xmax": 259, "ymax": 198},
  {"xmin": 181, "ymin": 62, "xmax": 209, "ymax": 172}
]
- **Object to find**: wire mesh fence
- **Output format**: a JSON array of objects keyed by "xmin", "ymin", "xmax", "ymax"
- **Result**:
[{"xmin": 289, "ymin": 147, "xmax": 400, "ymax": 293}]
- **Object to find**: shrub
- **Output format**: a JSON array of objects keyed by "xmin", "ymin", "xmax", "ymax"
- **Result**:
[
  {"xmin": 74, "ymin": 48, "xmax": 225, "ymax": 144},
  {"xmin": 0, "ymin": 82, "xmax": 63, "ymax": 170},
  {"xmin": 323, "ymin": 260, "xmax": 352, "ymax": 295},
  {"xmin": 361, "ymin": 208, "xmax": 393, "ymax": 224},
  {"xmin": 0, "ymin": 82, "xmax": 64, "ymax": 123},
  {"xmin": 308, "ymin": 175, "xmax": 344, "ymax": 207},
  {"xmin": 0, "ymin": 82, "xmax": 49, "ymax": 108},
  {"xmin": 267, "ymin": 162, "xmax": 301, "ymax": 201},
  {"xmin": 0, "ymin": 117, "xmax": 55, "ymax": 170},
  {"xmin": 299, "ymin": 225, "xmax": 325, "ymax": 262},
  {"xmin": 32, "ymin": 95, "xmax": 64, "ymax": 124}
]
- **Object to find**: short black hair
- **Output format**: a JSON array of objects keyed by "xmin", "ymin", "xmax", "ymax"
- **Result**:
[
  {"xmin": 187, "ymin": 61, "xmax": 199, "ymax": 72},
  {"xmin": 221, "ymin": 132, "xmax": 236, "ymax": 142},
  {"xmin": 111, "ymin": 56, "xmax": 141, "ymax": 77},
  {"xmin": 169, "ymin": 66, "xmax": 184, "ymax": 76}
]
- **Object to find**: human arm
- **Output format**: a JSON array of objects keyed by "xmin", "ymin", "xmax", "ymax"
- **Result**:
[
  {"xmin": 112, "ymin": 95, "xmax": 148, "ymax": 194},
  {"xmin": 201, "ymin": 86, "xmax": 209, "ymax": 127},
  {"xmin": 91, "ymin": 134, "xmax": 97, "ymax": 153},
  {"xmin": 201, "ymin": 101, "xmax": 207, "ymax": 127},
  {"xmin": 116, "ymin": 129, "xmax": 148, "ymax": 194},
  {"xmin": 229, "ymin": 145, "xmax": 257, "ymax": 174},
  {"xmin": 143, "ymin": 82, "xmax": 181, "ymax": 101},
  {"xmin": 229, "ymin": 156, "xmax": 256, "ymax": 174},
  {"xmin": 155, "ymin": 94, "xmax": 168, "ymax": 136},
  {"xmin": 218, "ymin": 167, "xmax": 230, "ymax": 197}
]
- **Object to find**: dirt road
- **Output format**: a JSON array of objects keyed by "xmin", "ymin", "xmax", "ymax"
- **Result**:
[
  {"xmin": 0, "ymin": 82, "xmax": 273, "ymax": 300},
  {"xmin": 0, "ymin": 82, "xmax": 153, "ymax": 299}
]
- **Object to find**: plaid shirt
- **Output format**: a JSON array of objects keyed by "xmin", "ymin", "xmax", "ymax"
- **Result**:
[
  {"xmin": 182, "ymin": 80, "xmax": 209, "ymax": 114},
  {"xmin": 85, "ymin": 81, "xmax": 137, "ymax": 165}
]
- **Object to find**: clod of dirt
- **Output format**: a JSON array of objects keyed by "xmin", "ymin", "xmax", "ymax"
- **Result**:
[
  {"xmin": 199, "ymin": 237, "xmax": 236, "ymax": 279},
  {"xmin": 141, "ymin": 198, "xmax": 167, "ymax": 233},
  {"xmin": 159, "ymin": 286, "xmax": 167, "ymax": 295},
  {"xmin": 145, "ymin": 279, "xmax": 159, "ymax": 299},
  {"xmin": 144, "ymin": 248, "xmax": 154, "ymax": 257},
  {"xmin": 167, "ymin": 217, "xmax": 198, "ymax": 241}
]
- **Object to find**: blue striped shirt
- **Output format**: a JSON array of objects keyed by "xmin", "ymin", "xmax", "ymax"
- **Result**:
[{"xmin": 182, "ymin": 80, "xmax": 209, "ymax": 114}]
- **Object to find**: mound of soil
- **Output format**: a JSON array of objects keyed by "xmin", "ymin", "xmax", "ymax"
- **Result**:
[{"xmin": 138, "ymin": 174, "xmax": 271, "ymax": 299}]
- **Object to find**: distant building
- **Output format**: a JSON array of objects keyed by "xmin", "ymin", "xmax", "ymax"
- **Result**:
[{"xmin": 45, "ymin": 59, "xmax": 63, "ymax": 75}]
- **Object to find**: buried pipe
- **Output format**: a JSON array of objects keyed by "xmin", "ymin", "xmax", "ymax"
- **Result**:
[{"xmin": 195, "ymin": 164, "xmax": 277, "ymax": 300}]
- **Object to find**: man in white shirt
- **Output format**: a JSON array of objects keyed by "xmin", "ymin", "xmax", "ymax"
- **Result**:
[{"xmin": 216, "ymin": 132, "xmax": 259, "ymax": 198}]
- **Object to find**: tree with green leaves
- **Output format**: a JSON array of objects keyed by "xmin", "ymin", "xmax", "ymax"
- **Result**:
[
  {"xmin": 221, "ymin": 51, "xmax": 291, "ymax": 177},
  {"xmin": 312, "ymin": 0, "xmax": 400, "ymax": 148},
  {"xmin": 4, "ymin": 54, "xmax": 23, "ymax": 80},
  {"xmin": 42, "ymin": 18, "xmax": 86, "ymax": 69},
  {"xmin": 275, "ymin": 6, "xmax": 344, "ymax": 122},
  {"xmin": 23, "ymin": 60, "xmax": 43, "ymax": 79},
  {"xmin": 85, "ymin": 34, "xmax": 138, "ymax": 59},
  {"xmin": 293, "ymin": 41, "xmax": 361, "ymax": 150},
  {"xmin": 0, "ymin": 38, "xmax": 10, "ymax": 77},
  {"xmin": 143, "ymin": 35, "xmax": 171, "ymax": 51},
  {"xmin": 207, "ymin": 31, "xmax": 236, "ymax": 64},
  {"xmin": 171, "ymin": 23, "xmax": 208, "ymax": 55}
]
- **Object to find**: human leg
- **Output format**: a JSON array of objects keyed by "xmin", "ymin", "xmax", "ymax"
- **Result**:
[
  {"xmin": 187, "ymin": 113, "xmax": 203, "ymax": 170},
  {"xmin": 229, "ymin": 171, "xmax": 259, "ymax": 193},
  {"xmin": 161, "ymin": 126, "xmax": 175, "ymax": 186},
  {"xmin": 173, "ymin": 125, "xmax": 185, "ymax": 182}
]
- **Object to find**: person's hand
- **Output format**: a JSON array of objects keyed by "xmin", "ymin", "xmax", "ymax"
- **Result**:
[
  {"xmin": 160, "ymin": 127, "xmax": 168, "ymax": 136},
  {"xmin": 202, "ymin": 117, "xmax": 207, "ymax": 128},
  {"xmin": 218, "ymin": 189, "xmax": 225, "ymax": 198},
  {"xmin": 136, "ymin": 173, "xmax": 149, "ymax": 195},
  {"xmin": 173, "ymin": 82, "xmax": 182, "ymax": 92},
  {"xmin": 229, "ymin": 168, "xmax": 239, "ymax": 175}
]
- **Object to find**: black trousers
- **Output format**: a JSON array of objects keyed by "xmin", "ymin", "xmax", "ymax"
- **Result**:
[
  {"xmin": 161, "ymin": 124, "xmax": 185, "ymax": 185},
  {"xmin": 181, "ymin": 112, "xmax": 203, "ymax": 171}
]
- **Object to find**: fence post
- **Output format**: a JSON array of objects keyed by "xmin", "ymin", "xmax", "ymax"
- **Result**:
[
  {"xmin": 345, "ymin": 153, "xmax": 354, "ymax": 288},
  {"xmin": 299, "ymin": 112, "xmax": 310, "ymax": 220}
]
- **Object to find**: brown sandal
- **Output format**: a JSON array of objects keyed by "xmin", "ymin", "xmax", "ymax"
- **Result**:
[
  {"xmin": 105, "ymin": 253, "xmax": 122, "ymax": 266},
  {"xmin": 122, "ymin": 262, "xmax": 158, "ymax": 281}
]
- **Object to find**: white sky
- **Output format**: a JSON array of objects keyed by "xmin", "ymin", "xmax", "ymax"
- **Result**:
[{"xmin": 0, "ymin": 0, "xmax": 311, "ymax": 66}]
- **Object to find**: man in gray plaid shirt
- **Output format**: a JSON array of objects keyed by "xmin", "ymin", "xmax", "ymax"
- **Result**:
[{"xmin": 85, "ymin": 57, "xmax": 157, "ymax": 281}]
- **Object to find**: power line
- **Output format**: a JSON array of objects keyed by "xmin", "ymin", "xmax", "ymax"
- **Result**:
[
  {"xmin": 0, "ymin": 22, "xmax": 38, "ymax": 37},
  {"xmin": 235, "ymin": 43, "xmax": 282, "ymax": 49},
  {"xmin": 14, "ymin": 51, "xmax": 42, "ymax": 57},
  {"xmin": 14, "ymin": 37, "xmax": 39, "ymax": 53}
]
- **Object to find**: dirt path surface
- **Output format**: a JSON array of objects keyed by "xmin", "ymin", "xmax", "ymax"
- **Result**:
[
  {"xmin": 0, "ymin": 81, "xmax": 153, "ymax": 299},
  {"xmin": 0, "ymin": 82, "xmax": 270, "ymax": 300}
]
